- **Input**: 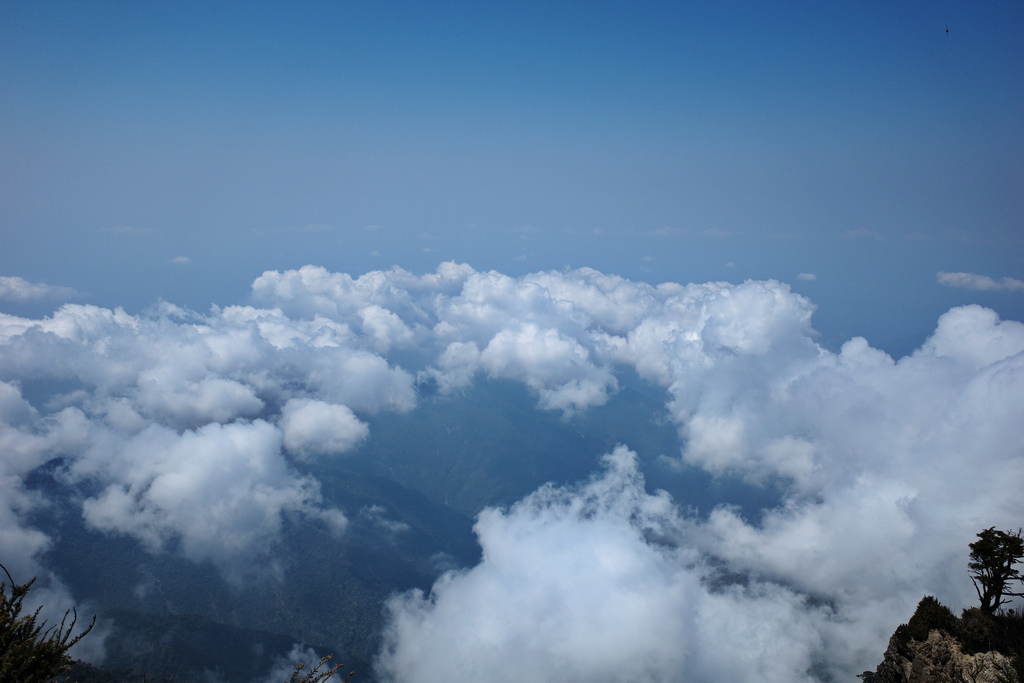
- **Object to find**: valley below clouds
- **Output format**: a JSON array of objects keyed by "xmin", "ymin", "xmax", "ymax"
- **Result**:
[{"xmin": 1, "ymin": 262, "xmax": 1022, "ymax": 682}]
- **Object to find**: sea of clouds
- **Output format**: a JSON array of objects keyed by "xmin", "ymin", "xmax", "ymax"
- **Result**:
[{"xmin": 1, "ymin": 262, "xmax": 1022, "ymax": 681}]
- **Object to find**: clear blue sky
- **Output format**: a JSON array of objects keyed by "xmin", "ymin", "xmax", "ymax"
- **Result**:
[{"xmin": 2, "ymin": 0, "xmax": 1022, "ymax": 355}]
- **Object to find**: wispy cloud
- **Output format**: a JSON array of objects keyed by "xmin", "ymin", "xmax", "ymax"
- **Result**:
[
  {"xmin": 287, "ymin": 223, "xmax": 332, "ymax": 233},
  {"xmin": 839, "ymin": 228, "xmax": 884, "ymax": 241},
  {"xmin": 797, "ymin": 273, "xmax": 817, "ymax": 281},
  {"xmin": 937, "ymin": 271, "xmax": 1024, "ymax": 292},
  {"xmin": 101, "ymin": 225, "xmax": 156, "ymax": 235},
  {"xmin": 506, "ymin": 224, "xmax": 539, "ymax": 236},
  {"xmin": 169, "ymin": 256, "xmax": 192, "ymax": 265},
  {"xmin": 0, "ymin": 276, "xmax": 81, "ymax": 302},
  {"xmin": 652, "ymin": 226, "xmax": 686, "ymax": 237}
]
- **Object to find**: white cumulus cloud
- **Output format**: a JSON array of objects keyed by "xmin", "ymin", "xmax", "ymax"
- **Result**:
[
  {"xmin": 77, "ymin": 420, "xmax": 345, "ymax": 575},
  {"xmin": 280, "ymin": 398, "xmax": 369, "ymax": 459},
  {"xmin": 377, "ymin": 447, "xmax": 838, "ymax": 683}
]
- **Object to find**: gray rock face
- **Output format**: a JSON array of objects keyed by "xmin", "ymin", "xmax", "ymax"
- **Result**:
[{"xmin": 875, "ymin": 628, "xmax": 1018, "ymax": 683}]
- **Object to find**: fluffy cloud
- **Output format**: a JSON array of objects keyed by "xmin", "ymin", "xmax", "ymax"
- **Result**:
[
  {"xmin": 664, "ymin": 305, "xmax": 1024, "ymax": 668},
  {"xmin": 0, "ymin": 380, "xmax": 96, "ymax": 579},
  {"xmin": 76, "ymin": 420, "xmax": 345, "ymax": 573},
  {"xmin": 479, "ymin": 324, "xmax": 617, "ymax": 414},
  {"xmin": 1, "ymin": 262, "xmax": 1022, "ymax": 679},
  {"xmin": 280, "ymin": 398, "xmax": 369, "ymax": 459},
  {"xmin": 377, "ymin": 448, "xmax": 837, "ymax": 683},
  {"xmin": 370, "ymin": 267, "xmax": 1021, "ymax": 681},
  {"xmin": 937, "ymin": 271, "xmax": 1024, "ymax": 292},
  {"xmin": 0, "ymin": 379, "xmax": 109, "ymax": 662},
  {"xmin": 0, "ymin": 300, "xmax": 409, "ymax": 575}
]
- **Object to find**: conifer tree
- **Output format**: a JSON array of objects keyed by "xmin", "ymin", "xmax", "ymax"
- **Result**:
[{"xmin": 968, "ymin": 527, "xmax": 1024, "ymax": 615}]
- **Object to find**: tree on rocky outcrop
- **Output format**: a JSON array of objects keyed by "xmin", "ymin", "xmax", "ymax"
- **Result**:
[
  {"xmin": 872, "ymin": 596, "xmax": 1021, "ymax": 683},
  {"xmin": 868, "ymin": 530, "xmax": 1024, "ymax": 682},
  {"xmin": 969, "ymin": 527, "xmax": 1024, "ymax": 616},
  {"xmin": 1, "ymin": 564, "xmax": 95, "ymax": 683}
]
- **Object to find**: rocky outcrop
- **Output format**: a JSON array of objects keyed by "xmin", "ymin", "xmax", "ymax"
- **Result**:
[
  {"xmin": 867, "ymin": 596, "xmax": 1024, "ymax": 683},
  {"xmin": 874, "ymin": 627, "xmax": 1019, "ymax": 683}
]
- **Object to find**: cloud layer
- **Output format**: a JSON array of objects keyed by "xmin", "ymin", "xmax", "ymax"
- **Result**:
[{"xmin": 1, "ymin": 263, "xmax": 1022, "ymax": 680}]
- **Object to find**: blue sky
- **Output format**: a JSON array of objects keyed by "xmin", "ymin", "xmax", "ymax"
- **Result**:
[{"xmin": 1, "ymin": 0, "xmax": 1022, "ymax": 354}]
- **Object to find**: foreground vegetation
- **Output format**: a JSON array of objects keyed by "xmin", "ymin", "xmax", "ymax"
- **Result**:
[
  {"xmin": 1, "ymin": 564, "xmax": 352, "ymax": 683},
  {"xmin": 0, "ymin": 564, "xmax": 94, "ymax": 683}
]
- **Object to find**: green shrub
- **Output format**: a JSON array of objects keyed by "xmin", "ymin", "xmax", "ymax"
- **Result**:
[
  {"xmin": 904, "ymin": 595, "xmax": 958, "ymax": 642},
  {"xmin": 1, "ymin": 564, "xmax": 95, "ymax": 683}
]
